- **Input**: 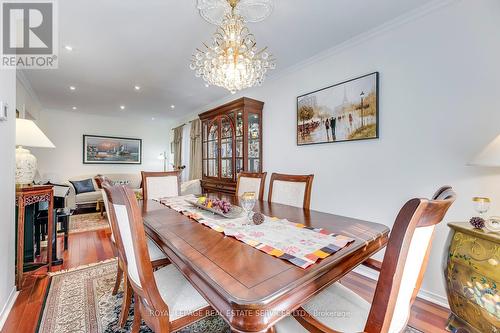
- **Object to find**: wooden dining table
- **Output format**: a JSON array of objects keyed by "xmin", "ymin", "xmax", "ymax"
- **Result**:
[{"xmin": 140, "ymin": 193, "xmax": 389, "ymax": 333}]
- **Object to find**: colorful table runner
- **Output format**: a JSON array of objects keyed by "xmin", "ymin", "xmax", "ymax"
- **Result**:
[{"xmin": 157, "ymin": 195, "xmax": 354, "ymax": 269}]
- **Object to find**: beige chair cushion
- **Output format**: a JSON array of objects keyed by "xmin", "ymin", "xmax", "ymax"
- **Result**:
[
  {"xmin": 388, "ymin": 225, "xmax": 435, "ymax": 333},
  {"xmin": 147, "ymin": 238, "xmax": 167, "ymax": 261},
  {"xmin": 270, "ymin": 180, "xmax": 307, "ymax": 208},
  {"xmin": 237, "ymin": 177, "xmax": 262, "ymax": 197},
  {"xmin": 145, "ymin": 176, "xmax": 179, "ymax": 200},
  {"xmin": 113, "ymin": 203, "xmax": 142, "ymax": 287},
  {"xmin": 154, "ymin": 265, "xmax": 209, "ymax": 321},
  {"xmin": 274, "ymin": 283, "xmax": 369, "ymax": 333}
]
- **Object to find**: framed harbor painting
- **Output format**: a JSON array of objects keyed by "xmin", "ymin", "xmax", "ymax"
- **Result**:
[
  {"xmin": 297, "ymin": 72, "xmax": 379, "ymax": 146},
  {"xmin": 83, "ymin": 135, "xmax": 142, "ymax": 164}
]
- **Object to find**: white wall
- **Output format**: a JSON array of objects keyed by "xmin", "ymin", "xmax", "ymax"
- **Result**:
[
  {"xmin": 32, "ymin": 109, "xmax": 173, "ymax": 182},
  {"xmin": 176, "ymin": 0, "xmax": 500, "ymax": 306},
  {"xmin": 0, "ymin": 69, "xmax": 17, "ymax": 328}
]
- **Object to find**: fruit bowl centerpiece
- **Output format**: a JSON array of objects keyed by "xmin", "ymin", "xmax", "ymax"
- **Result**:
[{"xmin": 186, "ymin": 196, "xmax": 244, "ymax": 218}]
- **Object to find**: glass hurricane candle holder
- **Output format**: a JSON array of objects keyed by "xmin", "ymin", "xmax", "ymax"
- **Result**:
[
  {"xmin": 472, "ymin": 197, "xmax": 491, "ymax": 218},
  {"xmin": 240, "ymin": 192, "xmax": 256, "ymax": 224}
]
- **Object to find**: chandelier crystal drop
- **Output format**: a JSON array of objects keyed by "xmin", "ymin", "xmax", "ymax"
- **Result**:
[{"xmin": 190, "ymin": 0, "xmax": 276, "ymax": 94}]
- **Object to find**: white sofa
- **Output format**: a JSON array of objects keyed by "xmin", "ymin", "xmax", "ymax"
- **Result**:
[
  {"xmin": 66, "ymin": 173, "xmax": 142, "ymax": 209},
  {"xmin": 65, "ymin": 174, "xmax": 202, "ymax": 209}
]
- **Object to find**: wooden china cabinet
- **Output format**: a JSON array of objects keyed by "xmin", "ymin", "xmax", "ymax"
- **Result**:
[{"xmin": 199, "ymin": 97, "xmax": 263, "ymax": 194}]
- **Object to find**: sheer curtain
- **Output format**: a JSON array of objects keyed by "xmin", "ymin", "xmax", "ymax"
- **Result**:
[
  {"xmin": 181, "ymin": 123, "xmax": 191, "ymax": 182},
  {"xmin": 173, "ymin": 125, "xmax": 183, "ymax": 170},
  {"xmin": 189, "ymin": 119, "xmax": 202, "ymax": 180}
]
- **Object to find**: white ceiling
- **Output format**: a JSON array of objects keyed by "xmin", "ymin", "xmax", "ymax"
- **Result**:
[{"xmin": 22, "ymin": 0, "xmax": 434, "ymax": 120}]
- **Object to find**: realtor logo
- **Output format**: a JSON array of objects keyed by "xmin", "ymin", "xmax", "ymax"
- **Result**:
[{"xmin": 1, "ymin": 0, "xmax": 58, "ymax": 68}]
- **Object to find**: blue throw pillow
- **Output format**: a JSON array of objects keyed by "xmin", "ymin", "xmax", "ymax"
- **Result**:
[{"xmin": 70, "ymin": 179, "xmax": 95, "ymax": 195}]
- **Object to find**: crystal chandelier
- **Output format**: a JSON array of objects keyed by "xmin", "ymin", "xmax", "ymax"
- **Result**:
[{"xmin": 190, "ymin": 0, "xmax": 276, "ymax": 94}]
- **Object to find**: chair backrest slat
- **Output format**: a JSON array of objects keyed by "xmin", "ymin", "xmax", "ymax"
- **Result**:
[
  {"xmin": 268, "ymin": 173, "xmax": 314, "ymax": 209},
  {"xmin": 236, "ymin": 172, "xmax": 267, "ymax": 200},
  {"xmin": 142, "ymin": 171, "xmax": 181, "ymax": 201},
  {"xmin": 365, "ymin": 186, "xmax": 456, "ymax": 333}
]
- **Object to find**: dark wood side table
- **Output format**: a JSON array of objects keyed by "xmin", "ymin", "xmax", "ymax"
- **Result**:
[{"xmin": 15, "ymin": 185, "xmax": 54, "ymax": 290}]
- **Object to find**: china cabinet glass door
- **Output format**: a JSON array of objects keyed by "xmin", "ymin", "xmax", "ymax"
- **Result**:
[
  {"xmin": 205, "ymin": 121, "xmax": 218, "ymax": 178},
  {"xmin": 247, "ymin": 113, "xmax": 261, "ymax": 172},
  {"xmin": 220, "ymin": 116, "xmax": 234, "ymax": 179},
  {"xmin": 235, "ymin": 111, "xmax": 244, "ymax": 173}
]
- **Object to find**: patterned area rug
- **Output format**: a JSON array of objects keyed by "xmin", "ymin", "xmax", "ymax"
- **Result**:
[
  {"xmin": 38, "ymin": 260, "xmax": 423, "ymax": 333},
  {"xmin": 70, "ymin": 212, "xmax": 110, "ymax": 234}
]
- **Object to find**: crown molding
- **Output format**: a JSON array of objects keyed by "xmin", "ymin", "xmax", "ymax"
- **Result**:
[{"xmin": 267, "ymin": 0, "xmax": 459, "ymax": 83}]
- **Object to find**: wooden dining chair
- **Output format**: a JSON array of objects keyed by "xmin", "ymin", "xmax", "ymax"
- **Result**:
[
  {"xmin": 268, "ymin": 173, "xmax": 314, "ymax": 209},
  {"xmin": 236, "ymin": 172, "xmax": 267, "ymax": 200},
  {"xmin": 274, "ymin": 186, "xmax": 456, "ymax": 333},
  {"xmin": 141, "ymin": 171, "xmax": 181, "ymax": 201},
  {"xmin": 104, "ymin": 185, "xmax": 212, "ymax": 333},
  {"xmin": 101, "ymin": 182, "xmax": 170, "ymax": 328}
]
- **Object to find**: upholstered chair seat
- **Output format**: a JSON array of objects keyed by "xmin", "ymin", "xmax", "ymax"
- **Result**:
[
  {"xmin": 142, "ymin": 171, "xmax": 182, "ymax": 201},
  {"xmin": 268, "ymin": 173, "xmax": 314, "ymax": 209},
  {"xmin": 238, "ymin": 177, "xmax": 262, "ymax": 195},
  {"xmin": 154, "ymin": 265, "xmax": 209, "ymax": 321},
  {"xmin": 275, "ymin": 283, "xmax": 370, "ymax": 332},
  {"xmin": 236, "ymin": 172, "xmax": 267, "ymax": 200}
]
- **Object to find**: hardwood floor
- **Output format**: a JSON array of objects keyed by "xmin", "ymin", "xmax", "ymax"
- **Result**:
[
  {"xmin": 1, "ymin": 229, "xmax": 115, "ymax": 333},
  {"xmin": 2, "ymin": 229, "xmax": 450, "ymax": 333}
]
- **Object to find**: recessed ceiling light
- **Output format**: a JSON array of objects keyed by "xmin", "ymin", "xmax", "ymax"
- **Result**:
[
  {"xmin": 134, "ymin": 85, "xmax": 141, "ymax": 91},
  {"xmin": 120, "ymin": 105, "xmax": 125, "ymax": 110},
  {"xmin": 151, "ymin": 117, "xmax": 155, "ymax": 121},
  {"xmin": 72, "ymin": 106, "xmax": 77, "ymax": 110},
  {"xmin": 170, "ymin": 105, "xmax": 175, "ymax": 109},
  {"xmin": 205, "ymin": 83, "xmax": 209, "ymax": 88},
  {"xmin": 69, "ymin": 86, "xmax": 76, "ymax": 90},
  {"xmin": 64, "ymin": 45, "xmax": 73, "ymax": 51}
]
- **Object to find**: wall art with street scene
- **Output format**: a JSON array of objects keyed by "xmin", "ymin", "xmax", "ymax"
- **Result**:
[
  {"xmin": 297, "ymin": 72, "xmax": 379, "ymax": 145},
  {"xmin": 83, "ymin": 135, "xmax": 142, "ymax": 164}
]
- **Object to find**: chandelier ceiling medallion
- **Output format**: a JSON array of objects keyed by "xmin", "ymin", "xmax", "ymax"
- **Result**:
[{"xmin": 190, "ymin": 0, "xmax": 276, "ymax": 94}]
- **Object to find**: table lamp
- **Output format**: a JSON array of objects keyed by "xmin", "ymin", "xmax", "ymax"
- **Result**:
[
  {"xmin": 15, "ymin": 119, "xmax": 55, "ymax": 186},
  {"xmin": 471, "ymin": 134, "xmax": 500, "ymax": 167}
]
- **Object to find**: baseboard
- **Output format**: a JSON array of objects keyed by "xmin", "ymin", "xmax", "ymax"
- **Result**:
[
  {"xmin": 0, "ymin": 286, "xmax": 19, "ymax": 330},
  {"xmin": 353, "ymin": 266, "xmax": 450, "ymax": 309}
]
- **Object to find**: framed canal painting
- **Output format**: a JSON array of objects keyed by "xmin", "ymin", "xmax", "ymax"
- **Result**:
[
  {"xmin": 297, "ymin": 72, "xmax": 379, "ymax": 146},
  {"xmin": 83, "ymin": 135, "xmax": 142, "ymax": 164}
]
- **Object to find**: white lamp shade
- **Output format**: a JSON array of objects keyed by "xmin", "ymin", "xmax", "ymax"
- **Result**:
[
  {"xmin": 16, "ymin": 119, "xmax": 55, "ymax": 148},
  {"xmin": 471, "ymin": 134, "xmax": 500, "ymax": 167}
]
